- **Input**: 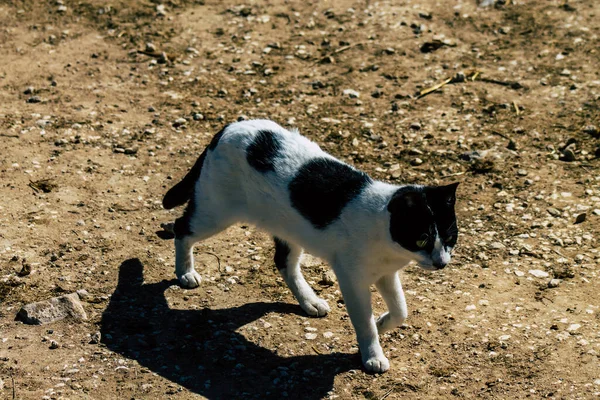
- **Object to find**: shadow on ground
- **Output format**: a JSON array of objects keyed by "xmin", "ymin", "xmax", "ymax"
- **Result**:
[{"xmin": 101, "ymin": 258, "xmax": 356, "ymax": 399}]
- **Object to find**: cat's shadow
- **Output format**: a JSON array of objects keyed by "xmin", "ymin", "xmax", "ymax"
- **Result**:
[{"xmin": 101, "ymin": 259, "xmax": 357, "ymax": 399}]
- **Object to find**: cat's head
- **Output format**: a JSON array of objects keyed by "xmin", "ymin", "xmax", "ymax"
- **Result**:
[{"xmin": 387, "ymin": 183, "xmax": 459, "ymax": 270}]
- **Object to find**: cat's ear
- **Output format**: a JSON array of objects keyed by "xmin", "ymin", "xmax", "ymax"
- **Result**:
[
  {"xmin": 441, "ymin": 182, "xmax": 459, "ymax": 205},
  {"xmin": 387, "ymin": 189, "xmax": 426, "ymax": 213}
]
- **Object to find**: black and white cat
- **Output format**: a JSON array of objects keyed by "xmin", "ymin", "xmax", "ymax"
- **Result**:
[{"xmin": 163, "ymin": 120, "xmax": 459, "ymax": 373}]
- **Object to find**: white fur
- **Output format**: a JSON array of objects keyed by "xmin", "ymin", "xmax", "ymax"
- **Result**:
[{"xmin": 172, "ymin": 120, "xmax": 451, "ymax": 373}]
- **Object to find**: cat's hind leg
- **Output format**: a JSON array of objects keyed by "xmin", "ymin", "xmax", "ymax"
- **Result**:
[
  {"xmin": 375, "ymin": 272, "xmax": 408, "ymax": 334},
  {"xmin": 274, "ymin": 237, "xmax": 330, "ymax": 317},
  {"xmin": 174, "ymin": 205, "xmax": 229, "ymax": 289}
]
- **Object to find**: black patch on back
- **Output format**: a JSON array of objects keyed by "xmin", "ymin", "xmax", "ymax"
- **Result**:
[
  {"xmin": 289, "ymin": 158, "xmax": 372, "ymax": 229},
  {"xmin": 387, "ymin": 183, "xmax": 459, "ymax": 252},
  {"xmin": 273, "ymin": 237, "xmax": 290, "ymax": 270},
  {"xmin": 246, "ymin": 130, "xmax": 282, "ymax": 173}
]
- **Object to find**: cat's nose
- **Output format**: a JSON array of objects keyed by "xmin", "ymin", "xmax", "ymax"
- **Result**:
[{"xmin": 433, "ymin": 261, "xmax": 447, "ymax": 270}]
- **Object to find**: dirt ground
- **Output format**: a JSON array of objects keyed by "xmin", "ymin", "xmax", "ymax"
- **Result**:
[{"xmin": 1, "ymin": 0, "xmax": 599, "ymax": 398}]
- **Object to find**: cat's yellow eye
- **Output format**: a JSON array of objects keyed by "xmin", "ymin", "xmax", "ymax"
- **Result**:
[{"xmin": 416, "ymin": 235, "xmax": 429, "ymax": 248}]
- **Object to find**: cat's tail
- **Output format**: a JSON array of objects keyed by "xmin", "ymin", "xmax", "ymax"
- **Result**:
[{"xmin": 162, "ymin": 149, "xmax": 208, "ymax": 209}]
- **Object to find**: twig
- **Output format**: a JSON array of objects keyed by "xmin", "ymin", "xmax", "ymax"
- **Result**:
[
  {"xmin": 441, "ymin": 172, "xmax": 465, "ymax": 178},
  {"xmin": 201, "ymin": 251, "xmax": 221, "ymax": 272},
  {"xmin": 379, "ymin": 387, "xmax": 394, "ymax": 400},
  {"xmin": 0, "ymin": 134, "xmax": 19, "ymax": 138},
  {"xmin": 416, "ymin": 77, "xmax": 452, "ymax": 99},
  {"xmin": 312, "ymin": 346, "xmax": 322, "ymax": 355},
  {"xmin": 513, "ymin": 100, "xmax": 520, "ymax": 115},
  {"xmin": 491, "ymin": 130, "xmax": 511, "ymax": 140},
  {"xmin": 11, "ymin": 369, "xmax": 15, "ymax": 400},
  {"xmin": 314, "ymin": 43, "xmax": 364, "ymax": 64}
]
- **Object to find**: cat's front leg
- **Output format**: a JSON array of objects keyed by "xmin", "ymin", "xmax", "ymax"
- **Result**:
[
  {"xmin": 375, "ymin": 272, "xmax": 408, "ymax": 333},
  {"xmin": 336, "ymin": 272, "xmax": 389, "ymax": 373}
]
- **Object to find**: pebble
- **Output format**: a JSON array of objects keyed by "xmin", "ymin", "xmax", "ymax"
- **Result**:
[
  {"xmin": 567, "ymin": 323, "xmax": 581, "ymax": 332},
  {"xmin": 27, "ymin": 96, "xmax": 41, "ymax": 103},
  {"xmin": 156, "ymin": 4, "xmax": 167, "ymax": 16},
  {"xmin": 320, "ymin": 270, "xmax": 337, "ymax": 286},
  {"xmin": 173, "ymin": 118, "xmax": 187, "ymax": 128},
  {"xmin": 465, "ymin": 304, "xmax": 476, "ymax": 311},
  {"xmin": 145, "ymin": 42, "xmax": 156, "ymax": 52},
  {"xmin": 528, "ymin": 269, "xmax": 549, "ymax": 278},
  {"xmin": 583, "ymin": 125, "xmax": 598, "ymax": 137},
  {"xmin": 343, "ymin": 89, "xmax": 360, "ymax": 98},
  {"xmin": 574, "ymin": 213, "xmax": 586, "ymax": 224},
  {"xmin": 548, "ymin": 279, "xmax": 561, "ymax": 288},
  {"xmin": 17, "ymin": 292, "xmax": 87, "ymax": 325},
  {"xmin": 0, "ymin": 377, "xmax": 3, "ymax": 390},
  {"xmin": 409, "ymin": 122, "xmax": 422, "ymax": 130},
  {"xmin": 49, "ymin": 340, "xmax": 59, "ymax": 349},
  {"xmin": 561, "ymin": 148, "xmax": 576, "ymax": 162},
  {"xmin": 546, "ymin": 207, "xmax": 561, "ymax": 217},
  {"xmin": 323, "ymin": 332, "xmax": 334, "ymax": 339},
  {"xmin": 305, "ymin": 333, "xmax": 317, "ymax": 340},
  {"xmin": 517, "ymin": 169, "xmax": 528, "ymax": 176},
  {"xmin": 411, "ymin": 158, "xmax": 423, "ymax": 166},
  {"xmin": 498, "ymin": 335, "xmax": 511, "ymax": 341},
  {"xmin": 304, "ymin": 327, "xmax": 317, "ymax": 332},
  {"xmin": 514, "ymin": 270, "xmax": 525, "ymax": 277},
  {"xmin": 193, "ymin": 113, "xmax": 204, "ymax": 121},
  {"xmin": 90, "ymin": 331, "xmax": 101, "ymax": 344}
]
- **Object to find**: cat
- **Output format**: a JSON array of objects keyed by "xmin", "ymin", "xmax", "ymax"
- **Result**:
[{"xmin": 162, "ymin": 119, "xmax": 459, "ymax": 373}]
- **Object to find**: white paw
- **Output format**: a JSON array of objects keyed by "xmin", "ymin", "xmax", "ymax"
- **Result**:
[
  {"xmin": 363, "ymin": 355, "xmax": 390, "ymax": 373},
  {"xmin": 178, "ymin": 271, "xmax": 202, "ymax": 288},
  {"xmin": 376, "ymin": 312, "xmax": 404, "ymax": 334},
  {"xmin": 300, "ymin": 297, "xmax": 330, "ymax": 317}
]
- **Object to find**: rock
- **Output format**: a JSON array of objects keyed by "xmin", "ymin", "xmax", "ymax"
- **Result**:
[
  {"xmin": 0, "ymin": 377, "xmax": 3, "ymax": 390},
  {"xmin": 320, "ymin": 270, "xmax": 337, "ymax": 286},
  {"xmin": 305, "ymin": 333, "xmax": 317, "ymax": 340},
  {"xmin": 548, "ymin": 279, "xmax": 561, "ymax": 288},
  {"xmin": 156, "ymin": 4, "xmax": 167, "ymax": 16},
  {"xmin": 567, "ymin": 323, "xmax": 581, "ymax": 332},
  {"xmin": 411, "ymin": 158, "xmax": 423, "ymax": 166},
  {"xmin": 498, "ymin": 335, "xmax": 511, "ymax": 341},
  {"xmin": 343, "ymin": 89, "xmax": 360, "ymax": 98},
  {"xmin": 409, "ymin": 122, "xmax": 422, "ymax": 130},
  {"xmin": 90, "ymin": 331, "xmax": 101, "ymax": 344},
  {"xmin": 465, "ymin": 304, "xmax": 476, "ymax": 311},
  {"xmin": 49, "ymin": 340, "xmax": 60, "ymax": 349},
  {"xmin": 546, "ymin": 207, "xmax": 561, "ymax": 217},
  {"xmin": 561, "ymin": 148, "xmax": 576, "ymax": 162},
  {"xmin": 193, "ymin": 113, "xmax": 204, "ymax": 121},
  {"xmin": 17, "ymin": 292, "xmax": 87, "ymax": 325},
  {"xmin": 528, "ymin": 269, "xmax": 549, "ymax": 278},
  {"xmin": 173, "ymin": 118, "xmax": 187, "ymax": 128},
  {"xmin": 145, "ymin": 43, "xmax": 156, "ymax": 52},
  {"xmin": 574, "ymin": 213, "xmax": 586, "ymax": 224},
  {"xmin": 517, "ymin": 169, "xmax": 528, "ymax": 176},
  {"xmin": 583, "ymin": 125, "xmax": 598, "ymax": 138},
  {"xmin": 24, "ymin": 86, "xmax": 34, "ymax": 94},
  {"xmin": 27, "ymin": 96, "xmax": 41, "ymax": 103},
  {"xmin": 323, "ymin": 331, "xmax": 334, "ymax": 339},
  {"xmin": 76, "ymin": 289, "xmax": 90, "ymax": 300}
]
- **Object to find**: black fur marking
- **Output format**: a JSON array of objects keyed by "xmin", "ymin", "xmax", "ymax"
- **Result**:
[
  {"xmin": 162, "ymin": 125, "xmax": 228, "ymax": 210},
  {"xmin": 388, "ymin": 183, "xmax": 459, "ymax": 253},
  {"xmin": 273, "ymin": 237, "xmax": 290, "ymax": 270},
  {"xmin": 289, "ymin": 158, "xmax": 372, "ymax": 229},
  {"xmin": 246, "ymin": 130, "xmax": 282, "ymax": 173}
]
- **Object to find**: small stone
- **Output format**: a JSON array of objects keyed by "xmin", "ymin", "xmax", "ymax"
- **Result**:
[
  {"xmin": 567, "ymin": 323, "xmax": 581, "ymax": 332},
  {"xmin": 548, "ymin": 279, "xmax": 561, "ymax": 288},
  {"xmin": 411, "ymin": 158, "xmax": 423, "ymax": 166},
  {"xmin": 57, "ymin": 5, "xmax": 67, "ymax": 12},
  {"xmin": 561, "ymin": 148, "xmax": 576, "ymax": 162},
  {"xmin": 343, "ymin": 89, "xmax": 360, "ymax": 98},
  {"xmin": 0, "ymin": 377, "xmax": 3, "ymax": 390},
  {"xmin": 465, "ymin": 304, "xmax": 476, "ymax": 311},
  {"xmin": 546, "ymin": 207, "xmax": 561, "ymax": 217},
  {"xmin": 320, "ymin": 270, "xmax": 337, "ymax": 286},
  {"xmin": 304, "ymin": 327, "xmax": 317, "ymax": 332},
  {"xmin": 574, "ymin": 213, "xmax": 586, "ymax": 224},
  {"xmin": 384, "ymin": 47, "xmax": 396, "ymax": 55},
  {"xmin": 409, "ymin": 122, "xmax": 422, "ymax": 130},
  {"xmin": 193, "ymin": 113, "xmax": 204, "ymax": 121},
  {"xmin": 528, "ymin": 269, "xmax": 549, "ymax": 278},
  {"xmin": 305, "ymin": 333, "xmax": 317, "ymax": 340},
  {"xmin": 49, "ymin": 340, "xmax": 59, "ymax": 349},
  {"xmin": 583, "ymin": 125, "xmax": 598, "ymax": 137},
  {"xmin": 323, "ymin": 331, "xmax": 334, "ymax": 339},
  {"xmin": 498, "ymin": 335, "xmax": 511, "ymax": 341},
  {"xmin": 156, "ymin": 4, "xmax": 167, "ymax": 16},
  {"xmin": 173, "ymin": 118, "xmax": 187, "ymax": 128},
  {"xmin": 24, "ymin": 86, "xmax": 34, "ymax": 94},
  {"xmin": 27, "ymin": 96, "xmax": 41, "ymax": 103},
  {"xmin": 76, "ymin": 289, "xmax": 90, "ymax": 300},
  {"xmin": 145, "ymin": 43, "xmax": 156, "ymax": 53},
  {"xmin": 517, "ymin": 169, "xmax": 528, "ymax": 176},
  {"xmin": 90, "ymin": 331, "xmax": 101, "ymax": 344},
  {"xmin": 17, "ymin": 292, "xmax": 87, "ymax": 325}
]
